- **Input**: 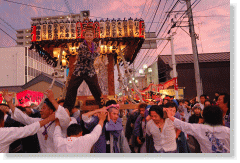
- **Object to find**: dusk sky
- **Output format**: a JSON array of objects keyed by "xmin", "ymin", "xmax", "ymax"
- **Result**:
[{"xmin": 0, "ymin": 0, "xmax": 231, "ymax": 91}]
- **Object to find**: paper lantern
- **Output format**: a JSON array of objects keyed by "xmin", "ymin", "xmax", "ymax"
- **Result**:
[
  {"xmin": 123, "ymin": 18, "xmax": 128, "ymax": 37},
  {"xmin": 139, "ymin": 18, "xmax": 145, "ymax": 38},
  {"xmin": 47, "ymin": 20, "xmax": 53, "ymax": 40},
  {"xmin": 42, "ymin": 21, "xmax": 48, "ymax": 40},
  {"xmin": 128, "ymin": 17, "xmax": 134, "ymax": 37},
  {"xmin": 99, "ymin": 19, "xmax": 106, "ymax": 38},
  {"xmin": 36, "ymin": 22, "xmax": 41, "ymax": 41},
  {"xmin": 53, "ymin": 20, "xmax": 59, "ymax": 40},
  {"xmin": 81, "ymin": 20, "xmax": 88, "ymax": 39},
  {"xmin": 111, "ymin": 18, "xmax": 117, "ymax": 38},
  {"xmin": 105, "ymin": 18, "xmax": 111, "ymax": 38},
  {"xmin": 31, "ymin": 23, "xmax": 36, "ymax": 42},
  {"xmin": 58, "ymin": 20, "xmax": 65, "ymax": 39},
  {"xmin": 62, "ymin": 58, "xmax": 67, "ymax": 67},
  {"xmin": 117, "ymin": 18, "xmax": 123, "ymax": 38},
  {"xmin": 65, "ymin": 20, "xmax": 70, "ymax": 39},
  {"xmin": 106, "ymin": 45, "xmax": 112, "ymax": 54},
  {"xmin": 101, "ymin": 45, "xmax": 107, "ymax": 54},
  {"xmin": 53, "ymin": 48, "xmax": 60, "ymax": 58},
  {"xmin": 94, "ymin": 19, "xmax": 100, "ymax": 39},
  {"xmin": 70, "ymin": 19, "xmax": 76, "ymax": 39},
  {"xmin": 76, "ymin": 20, "xmax": 82, "ymax": 39},
  {"xmin": 134, "ymin": 18, "xmax": 140, "ymax": 37}
]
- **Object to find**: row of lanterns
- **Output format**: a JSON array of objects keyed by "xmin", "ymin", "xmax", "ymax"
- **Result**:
[{"xmin": 31, "ymin": 18, "xmax": 145, "ymax": 42}]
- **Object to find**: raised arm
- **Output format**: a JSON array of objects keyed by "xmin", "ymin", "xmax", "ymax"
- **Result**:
[
  {"xmin": 2, "ymin": 113, "xmax": 55, "ymax": 144},
  {"xmin": 45, "ymin": 89, "xmax": 70, "ymax": 129},
  {"xmin": 3, "ymin": 89, "xmax": 40, "ymax": 125},
  {"xmin": 2, "ymin": 89, "xmax": 15, "ymax": 113}
]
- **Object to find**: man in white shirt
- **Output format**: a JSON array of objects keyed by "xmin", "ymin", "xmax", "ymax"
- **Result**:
[
  {"xmin": 82, "ymin": 104, "xmax": 131, "ymax": 153},
  {"xmin": 0, "ymin": 107, "xmax": 56, "ymax": 153},
  {"xmin": 53, "ymin": 110, "xmax": 106, "ymax": 153},
  {"xmin": 146, "ymin": 105, "xmax": 177, "ymax": 153},
  {"xmin": 165, "ymin": 105, "xmax": 230, "ymax": 153},
  {"xmin": 2, "ymin": 89, "xmax": 70, "ymax": 153}
]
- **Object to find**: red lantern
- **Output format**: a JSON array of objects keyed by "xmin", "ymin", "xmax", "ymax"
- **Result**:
[
  {"xmin": 76, "ymin": 20, "xmax": 82, "ymax": 39},
  {"xmin": 139, "ymin": 18, "xmax": 145, "ymax": 38},
  {"xmin": 81, "ymin": 20, "xmax": 88, "ymax": 39},
  {"xmin": 31, "ymin": 23, "xmax": 36, "ymax": 42}
]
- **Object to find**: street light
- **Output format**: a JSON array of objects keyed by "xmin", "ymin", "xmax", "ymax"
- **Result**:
[
  {"xmin": 135, "ymin": 80, "xmax": 138, "ymax": 83},
  {"xmin": 148, "ymin": 68, "xmax": 152, "ymax": 73},
  {"xmin": 139, "ymin": 69, "xmax": 144, "ymax": 75},
  {"xmin": 143, "ymin": 64, "xmax": 148, "ymax": 69},
  {"xmin": 129, "ymin": 80, "xmax": 132, "ymax": 83}
]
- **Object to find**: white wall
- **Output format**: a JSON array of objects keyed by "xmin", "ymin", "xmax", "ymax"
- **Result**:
[{"xmin": 0, "ymin": 47, "xmax": 25, "ymax": 86}]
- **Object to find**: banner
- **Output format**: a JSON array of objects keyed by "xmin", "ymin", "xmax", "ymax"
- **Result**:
[
  {"xmin": 140, "ymin": 77, "xmax": 178, "ymax": 93},
  {"xmin": 0, "ymin": 94, "xmax": 3, "ymax": 103},
  {"xmin": 16, "ymin": 90, "xmax": 44, "ymax": 107}
]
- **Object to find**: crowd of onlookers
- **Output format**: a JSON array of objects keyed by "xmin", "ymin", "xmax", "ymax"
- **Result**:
[{"xmin": 0, "ymin": 90, "xmax": 230, "ymax": 153}]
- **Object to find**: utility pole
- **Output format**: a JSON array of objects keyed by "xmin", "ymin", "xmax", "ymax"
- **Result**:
[
  {"xmin": 170, "ymin": 34, "xmax": 179, "ymax": 99},
  {"xmin": 185, "ymin": 0, "xmax": 203, "ymax": 101}
]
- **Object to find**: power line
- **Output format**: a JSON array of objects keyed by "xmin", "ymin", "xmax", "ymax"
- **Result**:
[
  {"xmin": 3, "ymin": 0, "xmax": 70, "ymax": 14},
  {"xmin": 135, "ymin": 0, "xmax": 181, "ymax": 70},
  {"xmin": 64, "ymin": 0, "xmax": 74, "ymax": 14},
  {"xmin": 147, "ymin": 0, "xmax": 162, "ymax": 32},
  {"xmin": 140, "ymin": 0, "xmax": 148, "ymax": 18},
  {"xmin": 193, "ymin": 2, "xmax": 229, "ymax": 13},
  {"xmin": 137, "ymin": 0, "xmax": 201, "ymax": 70},
  {"xmin": 0, "ymin": 27, "xmax": 16, "ymax": 41},
  {"xmin": 136, "ymin": 0, "xmax": 180, "ymax": 67},
  {"xmin": 0, "ymin": 17, "xmax": 16, "ymax": 31},
  {"xmin": 143, "ymin": 0, "xmax": 154, "ymax": 20},
  {"xmin": 155, "ymin": 0, "xmax": 171, "ymax": 32}
]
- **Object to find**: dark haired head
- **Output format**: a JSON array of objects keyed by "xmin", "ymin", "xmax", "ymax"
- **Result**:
[
  {"xmin": 16, "ymin": 106, "xmax": 26, "ymax": 112},
  {"xmin": 105, "ymin": 100, "xmax": 117, "ymax": 107},
  {"xmin": 67, "ymin": 124, "xmax": 82, "ymax": 137},
  {"xmin": 57, "ymin": 99, "xmax": 65, "ymax": 104},
  {"xmin": 44, "ymin": 98, "xmax": 56, "ymax": 111},
  {"xmin": 164, "ymin": 101, "xmax": 177, "ymax": 110},
  {"xmin": 0, "ymin": 103, "xmax": 9, "ymax": 107},
  {"xmin": 0, "ymin": 110, "xmax": 4, "ymax": 124},
  {"xmin": 203, "ymin": 105, "xmax": 223, "ymax": 126},
  {"xmin": 138, "ymin": 103, "xmax": 147, "ymax": 110},
  {"xmin": 85, "ymin": 25, "xmax": 94, "ymax": 33},
  {"xmin": 200, "ymin": 95, "xmax": 207, "ymax": 99},
  {"xmin": 149, "ymin": 105, "xmax": 164, "ymax": 119}
]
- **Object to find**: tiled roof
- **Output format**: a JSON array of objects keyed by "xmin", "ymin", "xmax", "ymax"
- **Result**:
[
  {"xmin": 158, "ymin": 52, "xmax": 230, "ymax": 64},
  {"xmin": 0, "ymin": 86, "xmax": 24, "ymax": 93},
  {"xmin": 22, "ymin": 72, "xmax": 64, "ymax": 89}
]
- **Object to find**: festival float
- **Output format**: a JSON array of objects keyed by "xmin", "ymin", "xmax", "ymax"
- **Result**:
[{"xmin": 29, "ymin": 14, "xmax": 145, "ymax": 110}]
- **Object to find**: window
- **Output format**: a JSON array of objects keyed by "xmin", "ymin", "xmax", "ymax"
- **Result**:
[
  {"xmin": 17, "ymin": 37, "xmax": 23, "ymax": 39},
  {"xmin": 17, "ymin": 42, "xmax": 23, "ymax": 45}
]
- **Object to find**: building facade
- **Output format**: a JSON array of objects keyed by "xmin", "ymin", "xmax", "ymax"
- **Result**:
[
  {"xmin": 0, "ymin": 46, "xmax": 54, "ymax": 86},
  {"xmin": 158, "ymin": 52, "xmax": 230, "ymax": 100},
  {"xmin": 16, "ymin": 29, "xmax": 31, "ymax": 47}
]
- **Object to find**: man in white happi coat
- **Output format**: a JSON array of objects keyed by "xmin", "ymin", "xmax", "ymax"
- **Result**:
[{"xmin": 3, "ymin": 89, "xmax": 71, "ymax": 153}]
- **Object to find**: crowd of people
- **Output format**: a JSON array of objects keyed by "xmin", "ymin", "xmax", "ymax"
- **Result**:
[
  {"xmin": 0, "ymin": 89, "xmax": 230, "ymax": 153},
  {"xmin": 0, "ymin": 24, "xmax": 230, "ymax": 154}
]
